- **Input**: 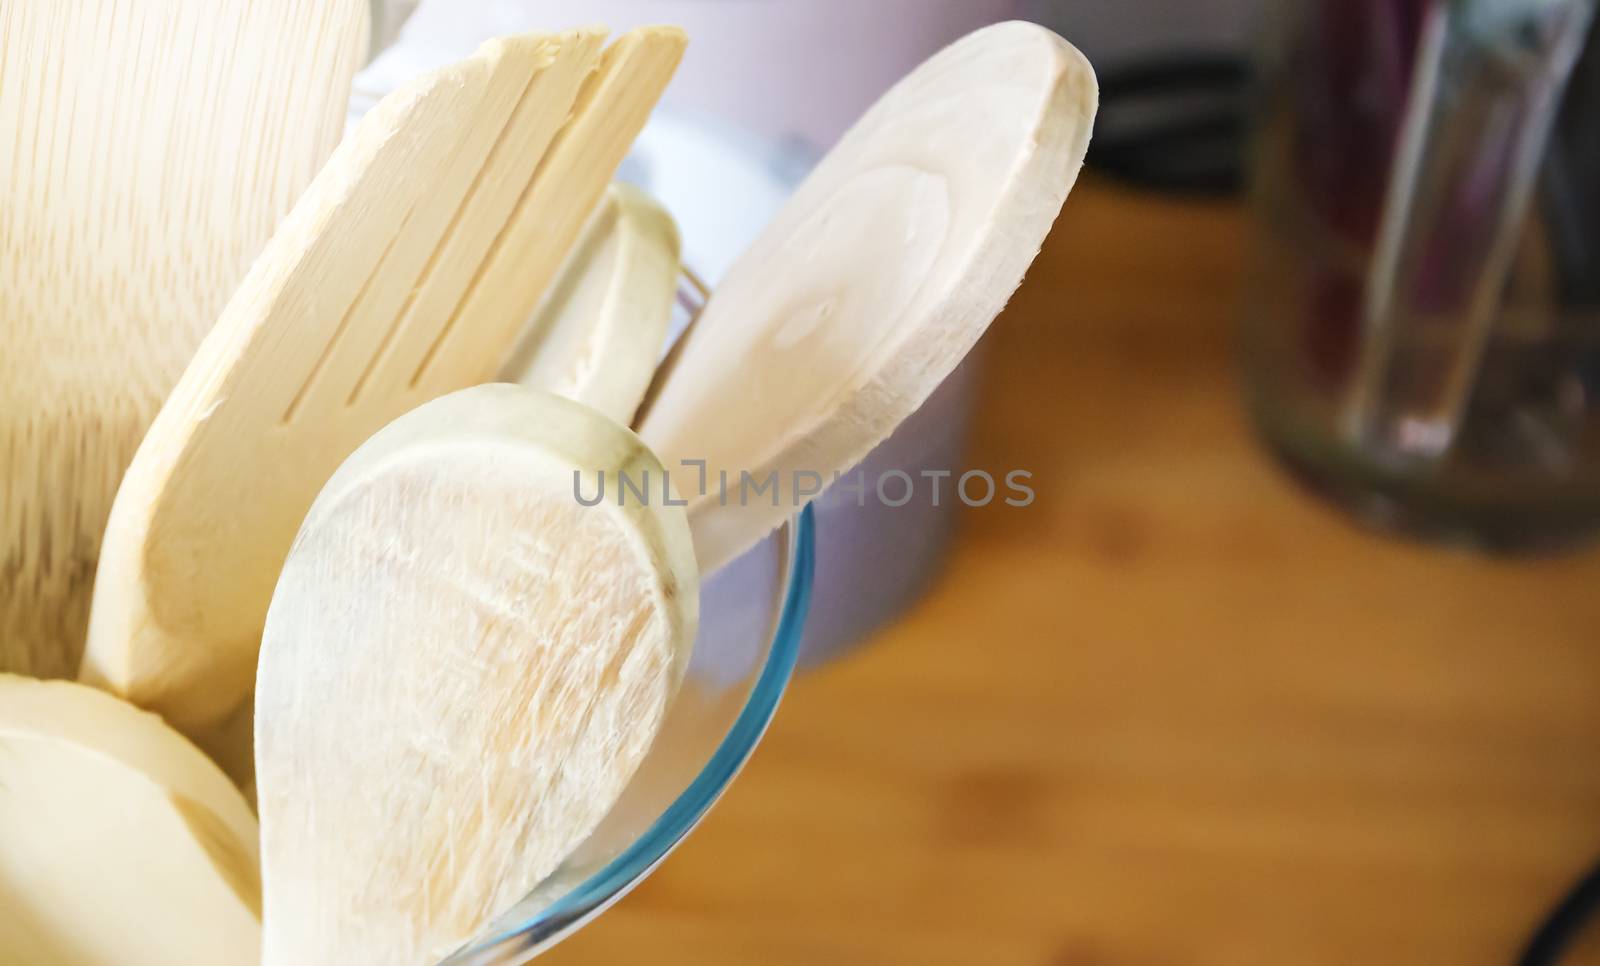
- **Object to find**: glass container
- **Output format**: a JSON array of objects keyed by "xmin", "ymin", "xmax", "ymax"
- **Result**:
[{"xmin": 1243, "ymin": 0, "xmax": 1600, "ymax": 550}]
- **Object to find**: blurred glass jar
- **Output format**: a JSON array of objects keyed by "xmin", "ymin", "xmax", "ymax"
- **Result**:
[{"xmin": 1242, "ymin": 0, "xmax": 1600, "ymax": 551}]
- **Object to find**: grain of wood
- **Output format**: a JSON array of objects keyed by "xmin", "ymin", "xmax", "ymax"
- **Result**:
[
  {"xmin": 637, "ymin": 21, "xmax": 1098, "ymax": 574},
  {"xmin": 0, "ymin": 0, "xmax": 369, "ymax": 679},
  {"xmin": 80, "ymin": 28, "xmax": 684, "ymax": 742},
  {"xmin": 255, "ymin": 385, "xmax": 698, "ymax": 966}
]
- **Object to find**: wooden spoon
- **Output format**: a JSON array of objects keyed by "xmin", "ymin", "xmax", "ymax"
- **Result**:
[
  {"xmin": 0, "ymin": 0, "xmax": 370, "ymax": 679},
  {"xmin": 255, "ymin": 385, "xmax": 697, "ymax": 965},
  {"xmin": 81, "ymin": 27, "xmax": 686, "ymax": 738},
  {"xmin": 0, "ymin": 676, "xmax": 261, "ymax": 965},
  {"xmin": 637, "ymin": 22, "xmax": 1098, "ymax": 573},
  {"xmin": 505, "ymin": 182, "xmax": 682, "ymax": 425}
]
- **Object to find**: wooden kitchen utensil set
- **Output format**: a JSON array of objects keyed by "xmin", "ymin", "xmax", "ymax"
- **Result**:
[{"xmin": 0, "ymin": 7, "xmax": 1095, "ymax": 964}]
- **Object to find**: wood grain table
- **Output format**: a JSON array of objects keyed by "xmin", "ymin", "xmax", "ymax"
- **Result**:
[{"xmin": 546, "ymin": 183, "xmax": 1600, "ymax": 966}]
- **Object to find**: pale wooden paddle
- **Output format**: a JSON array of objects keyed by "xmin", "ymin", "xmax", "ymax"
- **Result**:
[
  {"xmin": 0, "ymin": 0, "xmax": 369, "ymax": 679},
  {"xmin": 255, "ymin": 385, "xmax": 697, "ymax": 965},
  {"xmin": 0, "ymin": 676, "xmax": 261, "ymax": 965},
  {"xmin": 505, "ymin": 182, "xmax": 682, "ymax": 425},
  {"xmin": 81, "ymin": 27, "xmax": 687, "ymax": 738},
  {"xmin": 637, "ymin": 22, "xmax": 1098, "ymax": 574}
]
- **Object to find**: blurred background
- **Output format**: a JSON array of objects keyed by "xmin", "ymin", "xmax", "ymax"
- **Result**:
[{"xmin": 366, "ymin": 1, "xmax": 1600, "ymax": 963}]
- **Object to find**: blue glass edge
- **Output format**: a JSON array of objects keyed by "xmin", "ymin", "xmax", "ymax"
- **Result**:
[{"xmin": 481, "ymin": 506, "xmax": 817, "ymax": 953}]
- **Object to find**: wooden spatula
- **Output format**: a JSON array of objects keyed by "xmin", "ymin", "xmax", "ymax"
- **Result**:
[
  {"xmin": 0, "ymin": 0, "xmax": 369, "ymax": 679},
  {"xmin": 0, "ymin": 676, "xmax": 261, "ymax": 965},
  {"xmin": 80, "ymin": 27, "xmax": 687, "ymax": 738},
  {"xmin": 255, "ymin": 385, "xmax": 698, "ymax": 965},
  {"xmin": 637, "ymin": 22, "xmax": 1097, "ymax": 574},
  {"xmin": 505, "ymin": 182, "xmax": 682, "ymax": 425}
]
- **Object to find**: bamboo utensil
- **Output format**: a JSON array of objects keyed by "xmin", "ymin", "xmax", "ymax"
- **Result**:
[
  {"xmin": 506, "ymin": 182, "xmax": 681, "ymax": 425},
  {"xmin": 637, "ymin": 22, "xmax": 1097, "ymax": 573},
  {"xmin": 80, "ymin": 27, "xmax": 686, "ymax": 738},
  {"xmin": 0, "ymin": 0, "xmax": 369, "ymax": 679},
  {"xmin": 0, "ymin": 676, "xmax": 261, "ymax": 965},
  {"xmin": 255, "ymin": 385, "xmax": 697, "ymax": 966}
]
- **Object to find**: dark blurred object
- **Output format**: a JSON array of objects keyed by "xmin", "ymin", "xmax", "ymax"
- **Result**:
[
  {"xmin": 1242, "ymin": 0, "xmax": 1600, "ymax": 553},
  {"xmin": 1544, "ymin": 14, "xmax": 1600, "ymax": 307},
  {"xmin": 1086, "ymin": 53, "xmax": 1252, "ymax": 196},
  {"xmin": 1024, "ymin": 0, "xmax": 1257, "ymax": 67},
  {"xmin": 1520, "ymin": 859, "xmax": 1600, "ymax": 966},
  {"xmin": 1023, "ymin": 0, "xmax": 1258, "ymax": 195}
]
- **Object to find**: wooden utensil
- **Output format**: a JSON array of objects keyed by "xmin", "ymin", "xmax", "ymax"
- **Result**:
[
  {"xmin": 637, "ymin": 22, "xmax": 1097, "ymax": 574},
  {"xmin": 255, "ymin": 385, "xmax": 698, "ymax": 965},
  {"xmin": 0, "ymin": 0, "xmax": 369, "ymax": 679},
  {"xmin": 81, "ymin": 27, "xmax": 686, "ymax": 738},
  {"xmin": 505, "ymin": 182, "xmax": 681, "ymax": 425},
  {"xmin": 0, "ymin": 676, "xmax": 261, "ymax": 965}
]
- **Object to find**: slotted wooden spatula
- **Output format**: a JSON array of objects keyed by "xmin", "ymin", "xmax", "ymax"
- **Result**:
[
  {"xmin": 0, "ymin": 0, "xmax": 369, "ymax": 679},
  {"xmin": 637, "ymin": 22, "xmax": 1097, "ymax": 574},
  {"xmin": 81, "ymin": 27, "xmax": 686, "ymax": 738}
]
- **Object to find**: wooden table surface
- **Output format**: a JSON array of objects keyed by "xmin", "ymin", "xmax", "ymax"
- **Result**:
[{"xmin": 547, "ymin": 184, "xmax": 1600, "ymax": 966}]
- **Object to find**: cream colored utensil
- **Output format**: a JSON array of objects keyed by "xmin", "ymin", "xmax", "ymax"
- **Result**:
[
  {"xmin": 0, "ymin": 675, "xmax": 261, "ymax": 965},
  {"xmin": 81, "ymin": 27, "xmax": 686, "ymax": 739},
  {"xmin": 256, "ymin": 385, "xmax": 698, "ymax": 966},
  {"xmin": 0, "ymin": 0, "xmax": 369, "ymax": 679},
  {"xmin": 505, "ymin": 182, "xmax": 681, "ymax": 425},
  {"xmin": 638, "ymin": 22, "xmax": 1097, "ymax": 574}
]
